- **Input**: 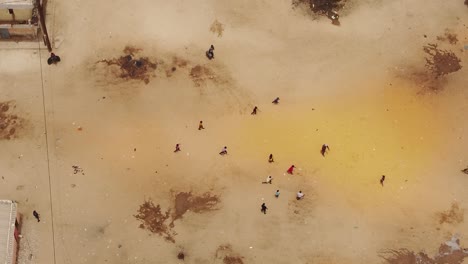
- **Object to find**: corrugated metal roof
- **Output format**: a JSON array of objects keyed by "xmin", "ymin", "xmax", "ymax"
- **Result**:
[
  {"xmin": 0, "ymin": 200, "xmax": 17, "ymax": 264},
  {"xmin": 0, "ymin": 0, "xmax": 34, "ymax": 9}
]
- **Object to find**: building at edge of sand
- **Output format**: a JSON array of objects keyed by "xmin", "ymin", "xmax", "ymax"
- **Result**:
[
  {"xmin": 0, "ymin": 0, "xmax": 38, "ymax": 39},
  {"xmin": 0, "ymin": 200, "xmax": 20, "ymax": 264}
]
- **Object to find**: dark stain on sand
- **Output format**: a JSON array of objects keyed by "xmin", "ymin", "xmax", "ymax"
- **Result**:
[
  {"xmin": 380, "ymin": 237, "xmax": 468, "ymax": 264},
  {"xmin": 397, "ymin": 42, "xmax": 462, "ymax": 91},
  {"xmin": 437, "ymin": 202, "xmax": 464, "ymax": 225},
  {"xmin": 0, "ymin": 101, "xmax": 24, "ymax": 140},
  {"xmin": 98, "ymin": 46, "xmax": 157, "ymax": 84},
  {"xmin": 215, "ymin": 244, "xmax": 244, "ymax": 264},
  {"xmin": 135, "ymin": 191, "xmax": 220, "ymax": 243}
]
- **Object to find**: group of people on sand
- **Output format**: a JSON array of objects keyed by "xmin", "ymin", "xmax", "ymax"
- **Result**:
[{"xmin": 173, "ymin": 45, "xmax": 339, "ymax": 215}]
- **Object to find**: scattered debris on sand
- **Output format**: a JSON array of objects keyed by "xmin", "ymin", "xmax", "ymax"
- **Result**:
[
  {"xmin": 437, "ymin": 202, "xmax": 464, "ymax": 225},
  {"xmin": 72, "ymin": 165, "xmax": 85, "ymax": 175},
  {"xmin": 190, "ymin": 65, "xmax": 218, "ymax": 86},
  {"xmin": 165, "ymin": 56, "xmax": 189, "ymax": 77},
  {"xmin": 380, "ymin": 236, "xmax": 468, "ymax": 264},
  {"xmin": 293, "ymin": 0, "xmax": 345, "ymax": 24},
  {"xmin": 98, "ymin": 46, "xmax": 157, "ymax": 84},
  {"xmin": 462, "ymin": 167, "xmax": 468, "ymax": 174},
  {"xmin": 134, "ymin": 199, "xmax": 175, "ymax": 242},
  {"xmin": 215, "ymin": 244, "xmax": 244, "ymax": 264},
  {"xmin": 135, "ymin": 192, "xmax": 220, "ymax": 243},
  {"xmin": 423, "ymin": 44, "xmax": 462, "ymax": 78},
  {"xmin": 210, "ymin": 20, "xmax": 225, "ymax": 37},
  {"xmin": 437, "ymin": 30, "xmax": 459, "ymax": 45},
  {"xmin": 0, "ymin": 101, "xmax": 23, "ymax": 140}
]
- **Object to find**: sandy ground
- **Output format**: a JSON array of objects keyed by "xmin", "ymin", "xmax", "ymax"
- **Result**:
[{"xmin": 1, "ymin": 0, "xmax": 468, "ymax": 263}]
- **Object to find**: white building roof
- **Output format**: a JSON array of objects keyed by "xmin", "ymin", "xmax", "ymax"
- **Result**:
[
  {"xmin": 0, "ymin": 200, "xmax": 17, "ymax": 264},
  {"xmin": 0, "ymin": 0, "xmax": 34, "ymax": 9}
]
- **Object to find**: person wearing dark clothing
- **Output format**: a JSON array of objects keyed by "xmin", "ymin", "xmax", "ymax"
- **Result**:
[
  {"xmin": 380, "ymin": 175, "xmax": 385, "ymax": 186},
  {"xmin": 47, "ymin": 53, "xmax": 61, "ymax": 65},
  {"xmin": 268, "ymin": 154, "xmax": 274, "ymax": 163},
  {"xmin": 174, "ymin": 144, "xmax": 181, "ymax": 153},
  {"xmin": 261, "ymin": 203, "xmax": 268, "ymax": 214},
  {"xmin": 272, "ymin": 97, "xmax": 280, "ymax": 104},
  {"xmin": 198, "ymin": 121, "xmax": 205, "ymax": 130},
  {"xmin": 321, "ymin": 144, "xmax": 330, "ymax": 156},
  {"xmin": 206, "ymin": 45, "xmax": 215, "ymax": 60},
  {"xmin": 33, "ymin": 210, "xmax": 40, "ymax": 222},
  {"xmin": 251, "ymin": 106, "xmax": 258, "ymax": 115}
]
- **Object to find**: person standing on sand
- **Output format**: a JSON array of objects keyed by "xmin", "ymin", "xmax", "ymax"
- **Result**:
[
  {"xmin": 261, "ymin": 203, "xmax": 268, "ymax": 214},
  {"xmin": 296, "ymin": 191, "xmax": 305, "ymax": 200},
  {"xmin": 174, "ymin": 144, "xmax": 181, "ymax": 153},
  {"xmin": 380, "ymin": 175, "xmax": 385, "ymax": 186},
  {"xmin": 251, "ymin": 106, "xmax": 258, "ymax": 115},
  {"xmin": 275, "ymin": 190, "xmax": 280, "ymax": 198},
  {"xmin": 219, "ymin": 146, "xmax": 228, "ymax": 155},
  {"xmin": 33, "ymin": 210, "xmax": 40, "ymax": 222},
  {"xmin": 272, "ymin": 97, "xmax": 280, "ymax": 104},
  {"xmin": 287, "ymin": 165, "xmax": 295, "ymax": 174},
  {"xmin": 321, "ymin": 144, "xmax": 330, "ymax": 156},
  {"xmin": 198, "ymin": 121, "xmax": 205, "ymax": 130},
  {"xmin": 268, "ymin": 154, "xmax": 274, "ymax": 163}
]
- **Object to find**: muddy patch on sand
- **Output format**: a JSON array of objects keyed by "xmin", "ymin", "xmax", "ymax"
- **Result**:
[
  {"xmin": 424, "ymin": 44, "xmax": 462, "ymax": 78},
  {"xmin": 214, "ymin": 244, "xmax": 244, "ymax": 264},
  {"xmin": 172, "ymin": 191, "xmax": 220, "ymax": 222},
  {"xmin": 0, "ymin": 101, "xmax": 24, "ymax": 140},
  {"xmin": 98, "ymin": 46, "xmax": 157, "ymax": 84},
  {"xmin": 135, "ymin": 191, "xmax": 220, "ymax": 243},
  {"xmin": 380, "ymin": 236, "xmax": 468, "ymax": 264},
  {"xmin": 210, "ymin": 20, "xmax": 225, "ymax": 37},
  {"xmin": 134, "ymin": 199, "xmax": 175, "ymax": 242},
  {"xmin": 189, "ymin": 65, "xmax": 221, "ymax": 87},
  {"xmin": 437, "ymin": 202, "xmax": 464, "ymax": 225},
  {"xmin": 396, "ymin": 43, "xmax": 462, "ymax": 91}
]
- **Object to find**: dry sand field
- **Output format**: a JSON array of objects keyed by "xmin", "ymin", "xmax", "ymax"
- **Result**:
[{"xmin": 1, "ymin": 0, "xmax": 468, "ymax": 263}]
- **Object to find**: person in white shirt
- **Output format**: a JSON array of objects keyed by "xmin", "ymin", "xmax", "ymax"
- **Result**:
[
  {"xmin": 296, "ymin": 191, "xmax": 305, "ymax": 200},
  {"xmin": 262, "ymin": 176, "xmax": 273, "ymax": 184}
]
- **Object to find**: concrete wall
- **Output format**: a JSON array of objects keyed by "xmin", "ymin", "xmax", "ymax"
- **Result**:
[{"xmin": 0, "ymin": 9, "xmax": 32, "ymax": 22}]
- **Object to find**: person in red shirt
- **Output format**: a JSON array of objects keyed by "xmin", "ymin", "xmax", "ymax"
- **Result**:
[{"xmin": 287, "ymin": 165, "xmax": 295, "ymax": 174}]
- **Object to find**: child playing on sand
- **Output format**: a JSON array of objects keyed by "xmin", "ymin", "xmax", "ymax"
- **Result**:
[
  {"xmin": 219, "ymin": 146, "xmax": 228, "ymax": 155},
  {"xmin": 272, "ymin": 97, "xmax": 280, "ymax": 104},
  {"xmin": 275, "ymin": 190, "xmax": 280, "ymax": 198},
  {"xmin": 174, "ymin": 144, "xmax": 181, "ymax": 153},
  {"xmin": 287, "ymin": 165, "xmax": 295, "ymax": 174},
  {"xmin": 251, "ymin": 106, "xmax": 258, "ymax": 115},
  {"xmin": 269, "ymin": 154, "xmax": 274, "ymax": 163},
  {"xmin": 321, "ymin": 144, "xmax": 330, "ymax": 156},
  {"xmin": 262, "ymin": 176, "xmax": 273, "ymax": 184},
  {"xmin": 380, "ymin": 175, "xmax": 385, "ymax": 186},
  {"xmin": 198, "ymin": 121, "xmax": 204, "ymax": 130},
  {"xmin": 296, "ymin": 191, "xmax": 304, "ymax": 200},
  {"xmin": 261, "ymin": 203, "xmax": 268, "ymax": 214},
  {"xmin": 206, "ymin": 45, "xmax": 215, "ymax": 60}
]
